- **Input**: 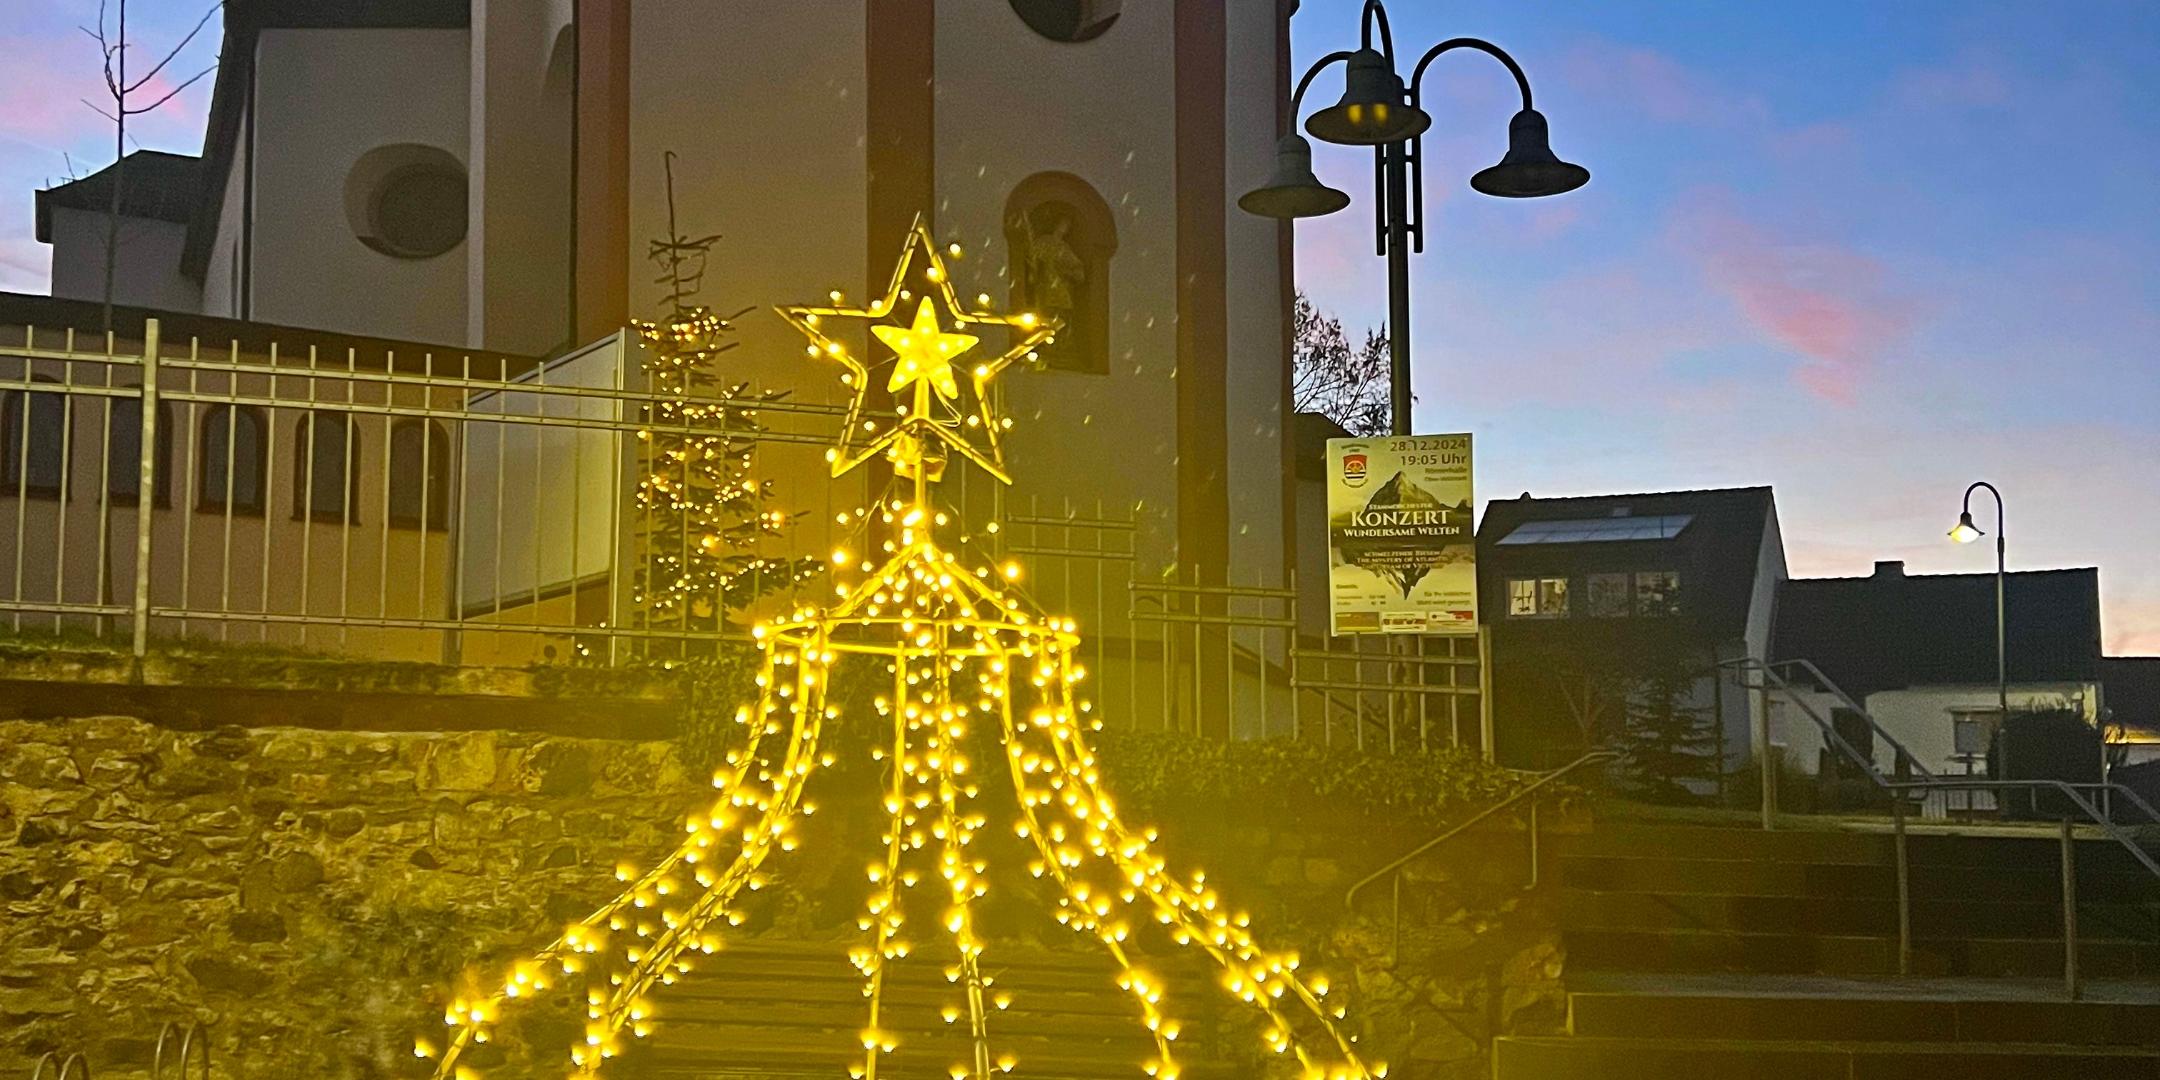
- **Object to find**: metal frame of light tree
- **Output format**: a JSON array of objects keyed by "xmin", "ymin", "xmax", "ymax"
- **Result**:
[{"xmin": 420, "ymin": 215, "xmax": 1383, "ymax": 1080}]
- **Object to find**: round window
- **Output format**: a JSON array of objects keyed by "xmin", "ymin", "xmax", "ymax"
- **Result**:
[
  {"xmin": 1010, "ymin": 0, "xmax": 1120, "ymax": 43},
  {"xmin": 345, "ymin": 145, "xmax": 468, "ymax": 260}
]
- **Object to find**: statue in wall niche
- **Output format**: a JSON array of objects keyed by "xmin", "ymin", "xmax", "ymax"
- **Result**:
[{"xmin": 1008, "ymin": 202, "xmax": 1087, "ymax": 363}]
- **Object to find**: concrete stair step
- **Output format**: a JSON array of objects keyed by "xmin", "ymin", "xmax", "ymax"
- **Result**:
[
  {"xmin": 1565, "ymin": 927, "xmax": 2160, "ymax": 978},
  {"xmin": 1560, "ymin": 888, "xmax": 2159, "ymax": 940},
  {"xmin": 613, "ymin": 940, "xmax": 1229, "ymax": 1079},
  {"xmin": 1568, "ymin": 989, "xmax": 2160, "ymax": 1047},
  {"xmin": 1493, "ymin": 1035, "xmax": 2160, "ymax": 1080},
  {"xmin": 1559, "ymin": 853, "xmax": 2160, "ymax": 903},
  {"xmin": 1575, "ymin": 824, "xmax": 2160, "ymax": 874}
]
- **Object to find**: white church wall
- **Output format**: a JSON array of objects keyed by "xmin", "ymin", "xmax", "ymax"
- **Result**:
[
  {"xmin": 1222, "ymin": 0, "xmax": 1291, "ymax": 589},
  {"xmin": 198, "ymin": 122, "xmax": 248, "ymax": 319},
  {"xmin": 627, "ymin": 0, "xmax": 871, "ymax": 583},
  {"xmin": 468, "ymin": 0, "xmax": 575, "ymax": 355},
  {"xmin": 934, "ymin": 0, "xmax": 1184, "ymax": 571},
  {"xmin": 249, "ymin": 28, "xmax": 471, "ymax": 346}
]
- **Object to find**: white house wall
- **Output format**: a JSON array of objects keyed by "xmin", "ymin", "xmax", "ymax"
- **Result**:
[
  {"xmin": 45, "ymin": 209, "xmax": 201, "ymax": 313},
  {"xmin": 249, "ymin": 28, "xmax": 471, "ymax": 345}
]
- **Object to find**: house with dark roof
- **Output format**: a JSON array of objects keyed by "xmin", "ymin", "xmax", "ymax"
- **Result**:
[
  {"xmin": 1767, "ymin": 561, "xmax": 2110, "ymax": 782},
  {"xmin": 1476, "ymin": 486, "xmax": 1787, "ymax": 769},
  {"xmin": 35, "ymin": 150, "xmax": 206, "ymax": 313}
]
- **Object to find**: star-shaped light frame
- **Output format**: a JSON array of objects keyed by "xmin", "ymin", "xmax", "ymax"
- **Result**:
[{"xmin": 777, "ymin": 213, "xmax": 1060, "ymax": 485}]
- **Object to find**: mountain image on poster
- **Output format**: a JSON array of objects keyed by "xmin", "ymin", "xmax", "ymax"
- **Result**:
[{"xmin": 1330, "ymin": 471, "xmax": 1474, "ymax": 598}]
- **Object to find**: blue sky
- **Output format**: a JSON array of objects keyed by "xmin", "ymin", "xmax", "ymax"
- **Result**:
[
  {"xmin": 1291, "ymin": 0, "xmax": 2160, "ymax": 653},
  {"xmin": 1, "ymin": 1, "xmax": 2154, "ymax": 652}
]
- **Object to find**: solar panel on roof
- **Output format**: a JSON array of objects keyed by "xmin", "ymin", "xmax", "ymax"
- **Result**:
[{"xmin": 1495, "ymin": 514, "xmax": 1694, "ymax": 545}]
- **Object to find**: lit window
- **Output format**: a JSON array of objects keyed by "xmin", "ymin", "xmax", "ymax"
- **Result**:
[
  {"xmin": 1586, "ymin": 573, "xmax": 1630, "ymax": 617},
  {"xmin": 1507, "ymin": 577, "xmax": 1569, "ymax": 618},
  {"xmin": 1634, "ymin": 570, "xmax": 1680, "ymax": 615}
]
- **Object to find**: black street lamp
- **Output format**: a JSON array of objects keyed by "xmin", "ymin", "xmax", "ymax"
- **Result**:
[
  {"xmin": 1950, "ymin": 481, "xmax": 2011, "ymax": 731},
  {"xmin": 1242, "ymin": 0, "xmax": 1588, "ymax": 437}
]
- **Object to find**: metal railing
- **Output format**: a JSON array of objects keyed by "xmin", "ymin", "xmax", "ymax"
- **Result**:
[
  {"xmin": 1343, "ymin": 749, "xmax": 1618, "ymax": 964},
  {"xmin": 1002, "ymin": 494, "xmax": 1488, "ymax": 752},
  {"xmin": 151, "ymin": 1022, "xmax": 210, "ymax": 1080},
  {"xmin": 0, "ymin": 319, "xmax": 854, "ymax": 664},
  {"xmin": 20, "ymin": 1021, "xmax": 207, "ymax": 1080},
  {"xmin": 1728, "ymin": 656, "xmax": 2160, "ymax": 998}
]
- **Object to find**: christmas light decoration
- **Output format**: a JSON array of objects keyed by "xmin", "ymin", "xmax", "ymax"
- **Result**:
[
  {"xmin": 420, "ymin": 215, "xmax": 1383, "ymax": 1080},
  {"xmin": 630, "ymin": 152, "xmax": 817, "ymax": 630}
]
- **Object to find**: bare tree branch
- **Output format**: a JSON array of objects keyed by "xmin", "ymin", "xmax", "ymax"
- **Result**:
[
  {"xmin": 125, "ymin": 3, "xmax": 221, "ymax": 92},
  {"xmin": 80, "ymin": 98, "xmax": 120, "ymax": 123},
  {"xmin": 124, "ymin": 63, "xmax": 215, "ymax": 114}
]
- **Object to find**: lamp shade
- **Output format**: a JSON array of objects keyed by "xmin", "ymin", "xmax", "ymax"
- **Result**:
[
  {"xmin": 1305, "ymin": 49, "xmax": 1430, "ymax": 146},
  {"xmin": 1469, "ymin": 108, "xmax": 1590, "ymax": 198},
  {"xmin": 1949, "ymin": 511, "xmax": 1983, "ymax": 544},
  {"xmin": 1239, "ymin": 135, "xmax": 1352, "ymax": 219}
]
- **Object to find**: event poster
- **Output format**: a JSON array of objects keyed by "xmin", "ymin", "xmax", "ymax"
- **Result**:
[{"xmin": 1324, "ymin": 433, "xmax": 1477, "ymax": 635}]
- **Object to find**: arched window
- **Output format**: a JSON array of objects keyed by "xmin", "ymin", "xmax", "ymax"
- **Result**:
[
  {"xmin": 1009, "ymin": 0, "xmax": 1120, "ymax": 42},
  {"xmin": 388, "ymin": 418, "xmax": 450, "ymax": 529},
  {"xmin": 2, "ymin": 378, "xmax": 69, "ymax": 497},
  {"xmin": 106, "ymin": 398, "xmax": 174, "ymax": 506},
  {"xmin": 294, "ymin": 411, "xmax": 361, "ymax": 522},
  {"xmin": 1004, "ymin": 173, "xmax": 1118, "ymax": 374},
  {"xmin": 199, "ymin": 405, "xmax": 268, "ymax": 514}
]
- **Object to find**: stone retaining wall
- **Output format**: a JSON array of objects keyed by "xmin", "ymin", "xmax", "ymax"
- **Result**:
[{"xmin": 1, "ymin": 715, "xmax": 1563, "ymax": 1080}]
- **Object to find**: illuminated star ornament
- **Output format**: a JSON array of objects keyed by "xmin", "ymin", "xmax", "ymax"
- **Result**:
[
  {"xmin": 418, "ymin": 216, "xmax": 1385, "ymax": 1080},
  {"xmin": 777, "ymin": 214, "xmax": 1052, "ymax": 485}
]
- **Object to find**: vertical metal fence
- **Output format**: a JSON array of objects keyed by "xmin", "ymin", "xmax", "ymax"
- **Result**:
[
  {"xmin": 2, "ymin": 319, "xmax": 1481, "ymax": 752},
  {"xmin": 0, "ymin": 319, "xmax": 849, "ymax": 665}
]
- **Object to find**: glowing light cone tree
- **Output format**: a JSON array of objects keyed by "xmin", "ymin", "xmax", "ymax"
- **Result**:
[{"xmin": 420, "ymin": 215, "xmax": 1385, "ymax": 1080}]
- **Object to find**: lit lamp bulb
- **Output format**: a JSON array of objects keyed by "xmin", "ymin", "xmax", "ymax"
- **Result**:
[{"xmin": 1948, "ymin": 511, "xmax": 1983, "ymax": 544}]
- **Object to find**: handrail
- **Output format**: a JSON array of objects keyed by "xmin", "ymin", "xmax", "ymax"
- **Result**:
[
  {"xmin": 28, "ymin": 1053, "xmax": 90, "ymax": 1080},
  {"xmin": 1345, "ymin": 748, "xmax": 1619, "ymax": 913},
  {"xmin": 152, "ymin": 1021, "xmax": 210, "ymax": 1080},
  {"xmin": 1719, "ymin": 656, "xmax": 1934, "ymax": 784},
  {"xmin": 1887, "ymin": 778, "xmax": 2160, "ymax": 879},
  {"xmin": 1733, "ymin": 653, "xmax": 2159, "ymax": 1000}
]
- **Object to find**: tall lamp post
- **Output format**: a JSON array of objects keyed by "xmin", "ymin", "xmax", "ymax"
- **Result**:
[
  {"xmin": 1239, "ymin": 0, "xmax": 1588, "ymax": 438},
  {"xmin": 1950, "ymin": 481, "xmax": 2011, "ymax": 770}
]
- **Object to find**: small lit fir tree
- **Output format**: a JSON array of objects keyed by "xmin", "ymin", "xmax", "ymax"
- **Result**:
[{"xmin": 631, "ymin": 153, "xmax": 817, "ymax": 632}]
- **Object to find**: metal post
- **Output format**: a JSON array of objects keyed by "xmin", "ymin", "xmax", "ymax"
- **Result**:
[
  {"xmin": 1892, "ymin": 793, "xmax": 1911, "ymax": 976},
  {"xmin": 1527, "ymin": 798, "xmax": 1541, "ymax": 888},
  {"xmin": 1478, "ymin": 624, "xmax": 1495, "ymax": 762},
  {"xmin": 130, "ymin": 319, "xmax": 160, "ymax": 659},
  {"xmin": 2061, "ymin": 816, "xmax": 2080, "ymax": 1000},
  {"xmin": 1756, "ymin": 678, "xmax": 1776, "ymax": 830},
  {"xmin": 1382, "ymin": 141, "xmax": 1412, "ymax": 439}
]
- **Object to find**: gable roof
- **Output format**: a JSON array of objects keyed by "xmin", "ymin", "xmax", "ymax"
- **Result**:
[
  {"xmin": 35, "ymin": 151, "xmax": 204, "ymax": 241},
  {"xmin": 1772, "ymin": 563, "xmax": 2103, "ymax": 697},
  {"xmin": 1291, "ymin": 411, "xmax": 1351, "ymax": 482},
  {"xmin": 1477, "ymin": 485, "xmax": 1778, "ymax": 642}
]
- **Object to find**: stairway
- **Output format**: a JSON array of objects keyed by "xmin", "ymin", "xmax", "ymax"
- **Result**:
[
  {"xmin": 619, "ymin": 941, "xmax": 1225, "ymax": 1079},
  {"xmin": 1492, "ymin": 821, "xmax": 2160, "ymax": 1078}
]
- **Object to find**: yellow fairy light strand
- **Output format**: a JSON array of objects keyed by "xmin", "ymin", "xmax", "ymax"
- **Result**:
[{"xmin": 418, "ymin": 213, "xmax": 1381, "ymax": 1080}]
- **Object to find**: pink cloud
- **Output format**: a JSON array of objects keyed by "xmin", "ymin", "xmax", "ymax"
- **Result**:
[
  {"xmin": 1558, "ymin": 40, "xmax": 1772, "ymax": 130},
  {"xmin": 1670, "ymin": 197, "xmax": 1916, "ymax": 402},
  {"xmin": 1888, "ymin": 53, "xmax": 2014, "ymax": 111}
]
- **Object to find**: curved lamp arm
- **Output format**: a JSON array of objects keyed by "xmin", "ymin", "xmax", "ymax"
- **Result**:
[
  {"xmin": 1360, "ymin": 0, "xmax": 1398, "ymax": 61},
  {"xmin": 1963, "ymin": 480, "xmax": 2005, "ymax": 537},
  {"xmin": 1291, "ymin": 50, "xmax": 1357, "ymax": 113},
  {"xmin": 1410, "ymin": 37, "xmax": 1535, "ymax": 111}
]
